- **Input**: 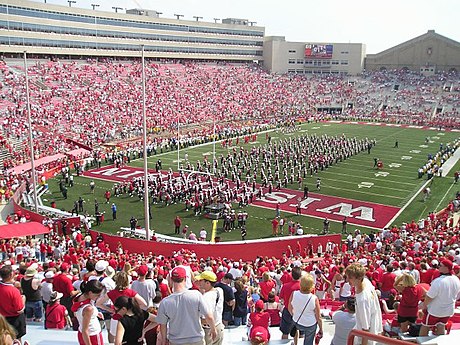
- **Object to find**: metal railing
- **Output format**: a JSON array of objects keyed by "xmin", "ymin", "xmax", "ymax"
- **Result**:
[{"xmin": 347, "ymin": 330, "xmax": 414, "ymax": 345}]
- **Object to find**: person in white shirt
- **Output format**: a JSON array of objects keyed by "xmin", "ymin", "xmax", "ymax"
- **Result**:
[
  {"xmin": 200, "ymin": 228, "xmax": 207, "ymax": 241},
  {"xmin": 419, "ymin": 259, "xmax": 460, "ymax": 336},
  {"xmin": 289, "ymin": 273, "xmax": 323, "ymax": 345},
  {"xmin": 195, "ymin": 271, "xmax": 225, "ymax": 345},
  {"xmin": 345, "ymin": 263, "xmax": 382, "ymax": 345},
  {"xmin": 228, "ymin": 263, "xmax": 242, "ymax": 280},
  {"xmin": 88, "ymin": 260, "xmax": 116, "ymax": 342},
  {"xmin": 41, "ymin": 271, "xmax": 55, "ymax": 310}
]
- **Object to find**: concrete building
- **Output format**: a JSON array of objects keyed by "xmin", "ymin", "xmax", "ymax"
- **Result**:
[
  {"xmin": 0, "ymin": 0, "xmax": 264, "ymax": 61},
  {"xmin": 263, "ymin": 36, "xmax": 366, "ymax": 75},
  {"xmin": 1, "ymin": 1, "xmax": 458, "ymax": 77},
  {"xmin": 365, "ymin": 30, "xmax": 460, "ymax": 75}
]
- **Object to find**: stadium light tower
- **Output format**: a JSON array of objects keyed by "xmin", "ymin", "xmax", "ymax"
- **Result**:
[
  {"xmin": 112, "ymin": 6, "xmax": 123, "ymax": 13},
  {"xmin": 213, "ymin": 18, "xmax": 220, "ymax": 23},
  {"xmin": 174, "ymin": 14, "xmax": 184, "ymax": 20},
  {"xmin": 193, "ymin": 16, "xmax": 203, "ymax": 22},
  {"xmin": 91, "ymin": 3, "xmax": 99, "ymax": 10},
  {"xmin": 67, "ymin": 0, "xmax": 76, "ymax": 7}
]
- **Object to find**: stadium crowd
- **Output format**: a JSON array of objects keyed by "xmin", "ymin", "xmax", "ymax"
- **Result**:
[
  {"xmin": 0, "ymin": 197, "xmax": 459, "ymax": 344},
  {"xmin": 0, "ymin": 61, "xmax": 459, "ymax": 171},
  {"xmin": 0, "ymin": 60, "xmax": 459, "ymax": 344}
]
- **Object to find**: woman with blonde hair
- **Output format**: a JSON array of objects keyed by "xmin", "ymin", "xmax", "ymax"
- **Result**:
[
  {"xmin": 288, "ymin": 273, "xmax": 323, "ymax": 345},
  {"xmin": 393, "ymin": 273, "xmax": 425, "ymax": 333},
  {"xmin": 97, "ymin": 271, "xmax": 147, "ymax": 312},
  {"xmin": 259, "ymin": 272, "xmax": 276, "ymax": 302},
  {"xmin": 123, "ymin": 263, "xmax": 133, "ymax": 283},
  {"xmin": 96, "ymin": 271, "xmax": 147, "ymax": 340},
  {"xmin": 0, "ymin": 314, "xmax": 17, "ymax": 345},
  {"xmin": 345, "ymin": 263, "xmax": 382, "ymax": 345}
]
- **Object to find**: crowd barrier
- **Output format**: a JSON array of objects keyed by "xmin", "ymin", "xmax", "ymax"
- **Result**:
[
  {"xmin": 6, "ymin": 147, "xmax": 341, "ymax": 258},
  {"xmin": 90, "ymin": 230, "xmax": 341, "ymax": 261}
]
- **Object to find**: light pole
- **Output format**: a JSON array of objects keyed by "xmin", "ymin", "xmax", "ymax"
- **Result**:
[
  {"xmin": 156, "ymin": 11, "xmax": 162, "ymax": 17},
  {"xmin": 23, "ymin": 51, "xmax": 39, "ymax": 213},
  {"xmin": 174, "ymin": 14, "xmax": 184, "ymax": 20},
  {"xmin": 141, "ymin": 45, "xmax": 150, "ymax": 240},
  {"xmin": 213, "ymin": 18, "xmax": 220, "ymax": 23},
  {"xmin": 68, "ymin": 0, "xmax": 76, "ymax": 7},
  {"xmin": 112, "ymin": 6, "xmax": 123, "ymax": 13},
  {"xmin": 193, "ymin": 16, "xmax": 203, "ymax": 22},
  {"xmin": 249, "ymin": 21, "xmax": 257, "ymax": 26},
  {"xmin": 91, "ymin": 3, "xmax": 99, "ymax": 10}
]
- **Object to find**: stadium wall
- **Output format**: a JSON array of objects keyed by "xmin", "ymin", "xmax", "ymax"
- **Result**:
[{"xmin": 90, "ymin": 230, "xmax": 342, "ymax": 261}]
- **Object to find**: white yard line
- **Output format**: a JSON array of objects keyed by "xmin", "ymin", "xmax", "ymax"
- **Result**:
[{"xmin": 385, "ymin": 148, "xmax": 460, "ymax": 228}]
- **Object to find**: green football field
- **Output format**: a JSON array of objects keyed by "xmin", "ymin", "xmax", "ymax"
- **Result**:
[{"xmin": 45, "ymin": 122, "xmax": 460, "ymax": 241}]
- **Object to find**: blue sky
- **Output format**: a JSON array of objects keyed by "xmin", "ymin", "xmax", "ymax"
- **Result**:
[{"xmin": 32, "ymin": 0, "xmax": 459, "ymax": 54}]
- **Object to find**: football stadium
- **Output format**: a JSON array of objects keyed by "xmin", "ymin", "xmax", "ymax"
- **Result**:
[{"xmin": 0, "ymin": 1, "xmax": 459, "ymax": 345}]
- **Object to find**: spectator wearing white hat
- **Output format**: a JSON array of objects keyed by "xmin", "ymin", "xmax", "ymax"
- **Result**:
[
  {"xmin": 45, "ymin": 291, "xmax": 71, "ymax": 329},
  {"xmin": 88, "ymin": 260, "xmax": 116, "ymax": 342},
  {"xmin": 41, "ymin": 271, "xmax": 55, "ymax": 311}
]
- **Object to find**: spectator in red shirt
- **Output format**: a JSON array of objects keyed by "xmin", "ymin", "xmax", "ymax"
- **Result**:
[
  {"xmin": 45, "ymin": 291, "xmax": 71, "ymax": 329},
  {"xmin": 259, "ymin": 272, "xmax": 276, "ymax": 302},
  {"xmin": 97, "ymin": 271, "xmax": 147, "ymax": 313},
  {"xmin": 264, "ymin": 291, "xmax": 281, "ymax": 326},
  {"xmin": 248, "ymin": 300, "xmax": 270, "ymax": 340},
  {"xmin": 394, "ymin": 273, "xmax": 426, "ymax": 333},
  {"xmin": 157, "ymin": 275, "xmax": 170, "ymax": 299},
  {"xmin": 52, "ymin": 263, "xmax": 76, "ymax": 317},
  {"xmin": 173, "ymin": 216, "xmax": 182, "ymax": 235},
  {"xmin": 280, "ymin": 268, "xmax": 292, "ymax": 285},
  {"xmin": 271, "ymin": 218, "xmax": 279, "ymax": 236},
  {"xmin": 279, "ymin": 266, "xmax": 302, "ymax": 339},
  {"xmin": 0, "ymin": 265, "xmax": 26, "ymax": 340},
  {"xmin": 379, "ymin": 265, "xmax": 397, "ymax": 299}
]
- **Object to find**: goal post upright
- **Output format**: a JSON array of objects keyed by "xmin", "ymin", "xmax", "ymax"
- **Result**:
[{"xmin": 176, "ymin": 115, "xmax": 217, "ymax": 177}]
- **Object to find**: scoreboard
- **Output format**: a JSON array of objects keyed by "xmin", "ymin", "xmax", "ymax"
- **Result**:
[{"xmin": 304, "ymin": 44, "xmax": 333, "ymax": 58}]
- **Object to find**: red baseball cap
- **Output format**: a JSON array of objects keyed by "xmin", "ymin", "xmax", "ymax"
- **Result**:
[
  {"xmin": 440, "ymin": 259, "xmax": 454, "ymax": 273},
  {"xmin": 255, "ymin": 300, "xmax": 265, "ymax": 310},
  {"xmin": 250, "ymin": 326, "xmax": 269, "ymax": 343},
  {"xmin": 171, "ymin": 267, "xmax": 186, "ymax": 280},
  {"xmin": 137, "ymin": 265, "xmax": 148, "ymax": 276}
]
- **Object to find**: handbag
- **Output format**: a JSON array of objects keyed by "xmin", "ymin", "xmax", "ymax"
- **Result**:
[{"xmin": 290, "ymin": 295, "xmax": 313, "ymax": 337}]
